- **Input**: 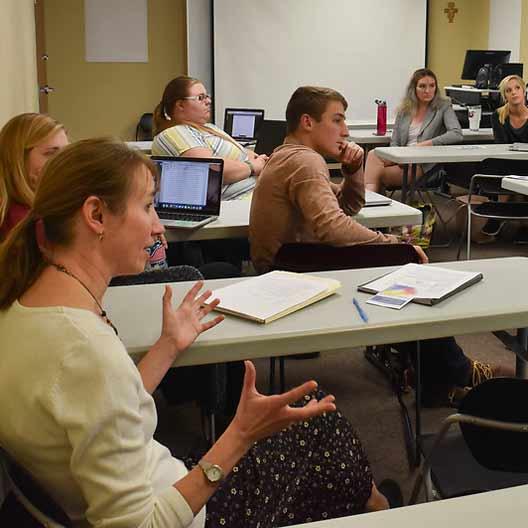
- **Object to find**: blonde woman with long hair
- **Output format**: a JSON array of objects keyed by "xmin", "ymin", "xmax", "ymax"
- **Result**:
[
  {"xmin": 0, "ymin": 113, "xmax": 67, "ymax": 239},
  {"xmin": 152, "ymin": 76, "xmax": 268, "ymax": 200},
  {"xmin": 483, "ymin": 75, "xmax": 528, "ymax": 240},
  {"xmin": 492, "ymin": 74, "xmax": 528, "ymax": 143},
  {"xmin": 364, "ymin": 68, "xmax": 462, "ymax": 193}
]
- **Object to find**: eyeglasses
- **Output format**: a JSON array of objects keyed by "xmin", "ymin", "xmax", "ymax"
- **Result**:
[{"xmin": 182, "ymin": 93, "xmax": 212, "ymax": 102}]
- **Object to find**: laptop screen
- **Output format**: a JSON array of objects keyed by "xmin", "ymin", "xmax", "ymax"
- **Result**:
[
  {"xmin": 151, "ymin": 157, "xmax": 224, "ymax": 216},
  {"xmin": 224, "ymin": 108, "xmax": 265, "ymax": 141}
]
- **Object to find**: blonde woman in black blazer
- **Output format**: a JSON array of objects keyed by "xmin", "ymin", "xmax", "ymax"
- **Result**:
[{"xmin": 365, "ymin": 68, "xmax": 462, "ymax": 193}]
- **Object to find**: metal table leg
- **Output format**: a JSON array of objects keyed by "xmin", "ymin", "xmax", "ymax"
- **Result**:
[
  {"xmin": 516, "ymin": 328, "xmax": 528, "ymax": 379},
  {"xmin": 414, "ymin": 340, "xmax": 422, "ymax": 468},
  {"xmin": 269, "ymin": 357, "xmax": 276, "ymax": 394},
  {"xmin": 402, "ymin": 165, "xmax": 409, "ymax": 203}
]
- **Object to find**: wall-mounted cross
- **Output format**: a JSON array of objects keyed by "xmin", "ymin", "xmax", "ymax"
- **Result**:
[{"xmin": 444, "ymin": 1, "xmax": 458, "ymax": 23}]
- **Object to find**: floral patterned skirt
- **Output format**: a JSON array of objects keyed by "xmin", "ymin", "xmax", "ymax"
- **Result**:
[{"xmin": 184, "ymin": 390, "xmax": 373, "ymax": 528}]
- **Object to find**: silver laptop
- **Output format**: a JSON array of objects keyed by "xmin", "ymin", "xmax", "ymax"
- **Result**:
[
  {"xmin": 364, "ymin": 190, "xmax": 392, "ymax": 207},
  {"xmin": 224, "ymin": 108, "xmax": 265, "ymax": 145},
  {"xmin": 151, "ymin": 156, "xmax": 224, "ymax": 229}
]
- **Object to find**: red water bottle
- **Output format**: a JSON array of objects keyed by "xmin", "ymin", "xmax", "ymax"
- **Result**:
[{"xmin": 375, "ymin": 99, "xmax": 387, "ymax": 136}]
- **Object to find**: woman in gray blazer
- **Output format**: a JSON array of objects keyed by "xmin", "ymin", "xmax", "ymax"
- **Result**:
[{"xmin": 365, "ymin": 68, "xmax": 462, "ymax": 193}]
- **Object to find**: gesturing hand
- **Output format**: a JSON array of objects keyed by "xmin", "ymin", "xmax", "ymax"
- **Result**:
[
  {"xmin": 161, "ymin": 282, "xmax": 224, "ymax": 356},
  {"xmin": 229, "ymin": 361, "xmax": 337, "ymax": 445}
]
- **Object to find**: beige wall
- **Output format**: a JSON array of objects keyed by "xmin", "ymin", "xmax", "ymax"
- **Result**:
[
  {"xmin": 0, "ymin": 0, "xmax": 38, "ymax": 126},
  {"xmin": 45, "ymin": 0, "xmax": 187, "ymax": 141},
  {"xmin": 427, "ymin": 0, "xmax": 490, "ymax": 88},
  {"xmin": 521, "ymin": 0, "xmax": 528, "ymax": 66}
]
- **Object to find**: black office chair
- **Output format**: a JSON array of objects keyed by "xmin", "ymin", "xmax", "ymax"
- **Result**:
[
  {"xmin": 457, "ymin": 158, "xmax": 528, "ymax": 259},
  {"xmin": 109, "ymin": 265, "xmax": 203, "ymax": 286},
  {"xmin": 269, "ymin": 243, "xmax": 421, "ymax": 395},
  {"xmin": 409, "ymin": 377, "xmax": 528, "ymax": 504},
  {"xmin": 0, "ymin": 447, "xmax": 72, "ymax": 527},
  {"xmin": 135, "ymin": 112, "xmax": 154, "ymax": 141}
]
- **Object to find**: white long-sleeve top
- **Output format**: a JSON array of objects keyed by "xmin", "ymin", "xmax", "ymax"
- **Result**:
[{"xmin": 0, "ymin": 301, "xmax": 205, "ymax": 528}]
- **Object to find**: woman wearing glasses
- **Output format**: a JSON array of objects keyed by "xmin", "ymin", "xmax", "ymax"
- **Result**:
[{"xmin": 153, "ymin": 76, "xmax": 268, "ymax": 200}]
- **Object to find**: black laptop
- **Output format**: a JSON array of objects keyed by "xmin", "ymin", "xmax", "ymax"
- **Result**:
[
  {"xmin": 223, "ymin": 108, "xmax": 265, "ymax": 145},
  {"xmin": 151, "ymin": 156, "xmax": 224, "ymax": 229},
  {"xmin": 254, "ymin": 120, "xmax": 287, "ymax": 156}
]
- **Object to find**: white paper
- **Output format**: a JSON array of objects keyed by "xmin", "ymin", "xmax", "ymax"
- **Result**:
[
  {"xmin": 85, "ymin": 0, "xmax": 148, "ymax": 62},
  {"xmin": 362, "ymin": 263, "xmax": 481, "ymax": 301},
  {"xmin": 211, "ymin": 271, "xmax": 331, "ymax": 321}
]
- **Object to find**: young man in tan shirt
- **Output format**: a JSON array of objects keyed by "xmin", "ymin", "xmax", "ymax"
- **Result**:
[
  {"xmin": 249, "ymin": 86, "xmax": 512, "ymax": 407},
  {"xmin": 249, "ymin": 86, "xmax": 427, "ymax": 273}
]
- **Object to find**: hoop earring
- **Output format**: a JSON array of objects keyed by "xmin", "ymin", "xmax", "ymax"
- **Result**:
[
  {"xmin": 98, "ymin": 232, "xmax": 104, "ymax": 242},
  {"xmin": 163, "ymin": 107, "xmax": 172, "ymax": 121}
]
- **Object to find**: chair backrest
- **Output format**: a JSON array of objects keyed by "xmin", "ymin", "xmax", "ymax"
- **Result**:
[
  {"xmin": 472, "ymin": 157, "xmax": 528, "ymax": 195},
  {"xmin": 271, "ymin": 243, "xmax": 420, "ymax": 273},
  {"xmin": 459, "ymin": 377, "xmax": 528, "ymax": 473},
  {"xmin": 0, "ymin": 447, "xmax": 72, "ymax": 527},
  {"xmin": 480, "ymin": 158, "xmax": 528, "ymax": 177},
  {"xmin": 135, "ymin": 112, "xmax": 153, "ymax": 141},
  {"xmin": 109, "ymin": 265, "xmax": 204, "ymax": 287}
]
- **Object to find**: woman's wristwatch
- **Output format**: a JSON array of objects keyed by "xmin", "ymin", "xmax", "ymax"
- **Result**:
[
  {"xmin": 198, "ymin": 459, "xmax": 225, "ymax": 485},
  {"xmin": 244, "ymin": 160, "xmax": 255, "ymax": 177}
]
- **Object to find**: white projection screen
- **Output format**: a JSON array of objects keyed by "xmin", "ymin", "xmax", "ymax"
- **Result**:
[{"xmin": 213, "ymin": 0, "xmax": 427, "ymax": 125}]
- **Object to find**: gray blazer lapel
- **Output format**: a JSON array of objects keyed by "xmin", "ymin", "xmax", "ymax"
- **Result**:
[
  {"xmin": 419, "ymin": 106, "xmax": 437, "ymax": 137},
  {"xmin": 398, "ymin": 113, "xmax": 411, "ymax": 146}
]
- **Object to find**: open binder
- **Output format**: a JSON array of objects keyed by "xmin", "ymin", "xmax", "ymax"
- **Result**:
[
  {"xmin": 209, "ymin": 271, "xmax": 341, "ymax": 323},
  {"xmin": 358, "ymin": 263, "xmax": 483, "ymax": 306}
]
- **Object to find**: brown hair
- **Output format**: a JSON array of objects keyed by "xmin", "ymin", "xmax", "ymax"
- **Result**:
[
  {"xmin": 285, "ymin": 86, "xmax": 348, "ymax": 134},
  {"xmin": 398, "ymin": 68, "xmax": 445, "ymax": 115},
  {"xmin": 153, "ymin": 76, "xmax": 201, "ymax": 134},
  {"xmin": 0, "ymin": 113, "xmax": 65, "ymax": 227},
  {"xmin": 0, "ymin": 138, "xmax": 157, "ymax": 310},
  {"xmin": 497, "ymin": 75, "xmax": 527, "ymax": 125}
]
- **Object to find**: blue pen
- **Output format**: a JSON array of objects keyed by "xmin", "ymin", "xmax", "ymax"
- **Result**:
[{"xmin": 353, "ymin": 297, "xmax": 369, "ymax": 323}]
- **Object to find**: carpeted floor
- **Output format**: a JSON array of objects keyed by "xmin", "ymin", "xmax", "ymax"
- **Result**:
[{"xmin": 154, "ymin": 188, "xmax": 528, "ymax": 509}]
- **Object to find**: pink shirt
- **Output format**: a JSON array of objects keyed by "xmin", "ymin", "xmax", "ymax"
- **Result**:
[{"xmin": 0, "ymin": 202, "xmax": 30, "ymax": 240}]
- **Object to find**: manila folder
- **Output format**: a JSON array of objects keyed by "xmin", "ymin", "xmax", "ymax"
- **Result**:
[{"xmin": 210, "ymin": 271, "xmax": 341, "ymax": 323}]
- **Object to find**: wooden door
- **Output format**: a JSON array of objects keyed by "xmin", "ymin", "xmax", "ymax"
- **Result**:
[{"xmin": 34, "ymin": 0, "xmax": 52, "ymax": 113}]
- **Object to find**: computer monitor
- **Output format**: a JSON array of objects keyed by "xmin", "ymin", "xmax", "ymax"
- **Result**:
[
  {"xmin": 223, "ymin": 108, "xmax": 265, "ymax": 143},
  {"xmin": 493, "ymin": 63, "xmax": 524, "ymax": 84},
  {"xmin": 254, "ymin": 120, "xmax": 287, "ymax": 156},
  {"xmin": 461, "ymin": 50, "xmax": 511, "ymax": 80}
]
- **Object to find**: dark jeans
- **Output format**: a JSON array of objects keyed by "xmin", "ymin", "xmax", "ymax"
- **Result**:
[{"xmin": 393, "ymin": 337, "xmax": 472, "ymax": 404}]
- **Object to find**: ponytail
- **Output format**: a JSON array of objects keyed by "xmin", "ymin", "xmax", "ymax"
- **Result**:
[
  {"xmin": 497, "ymin": 103, "xmax": 509, "ymax": 126},
  {"xmin": 153, "ymin": 101, "xmax": 173, "ymax": 135},
  {"xmin": 0, "ymin": 212, "xmax": 46, "ymax": 309}
]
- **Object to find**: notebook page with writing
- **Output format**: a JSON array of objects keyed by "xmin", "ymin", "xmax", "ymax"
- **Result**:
[{"xmin": 210, "ymin": 271, "xmax": 341, "ymax": 323}]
